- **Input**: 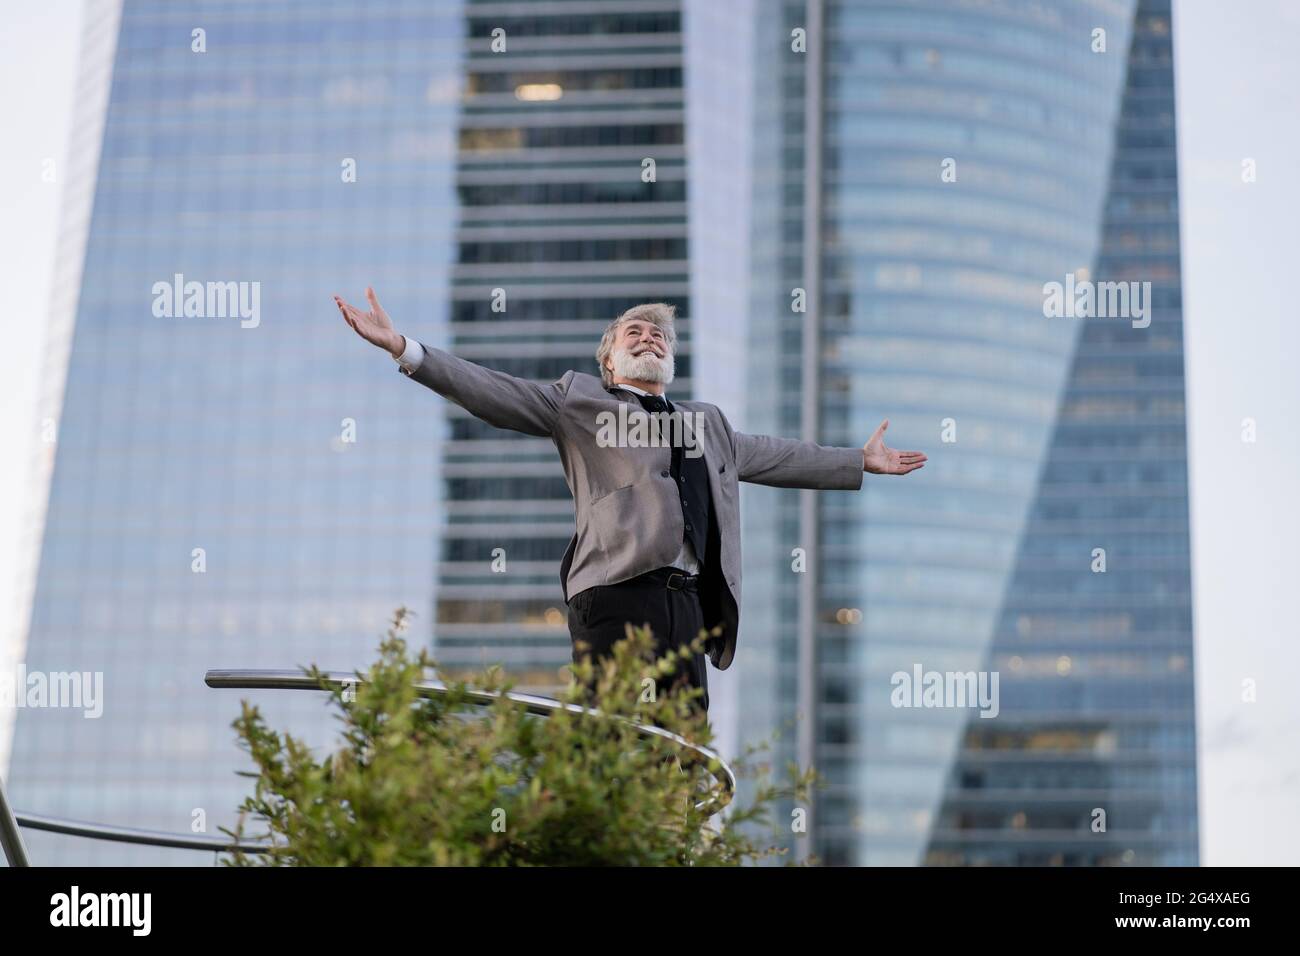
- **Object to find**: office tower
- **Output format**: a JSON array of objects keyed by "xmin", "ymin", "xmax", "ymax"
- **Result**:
[
  {"xmin": 6, "ymin": 0, "xmax": 712, "ymax": 867},
  {"xmin": 924, "ymin": 0, "xmax": 1196, "ymax": 866},
  {"xmin": 7, "ymin": 0, "xmax": 469, "ymax": 864},
  {"xmin": 735, "ymin": 0, "xmax": 1196, "ymax": 864},
  {"xmin": 433, "ymin": 0, "xmax": 694, "ymax": 688},
  {"xmin": 6, "ymin": 0, "xmax": 712, "ymax": 865},
  {"xmin": 2, "ymin": 0, "xmax": 122, "ymax": 777}
]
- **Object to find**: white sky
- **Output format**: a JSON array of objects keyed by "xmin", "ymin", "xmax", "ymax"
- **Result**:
[{"xmin": 0, "ymin": 0, "xmax": 1295, "ymax": 865}]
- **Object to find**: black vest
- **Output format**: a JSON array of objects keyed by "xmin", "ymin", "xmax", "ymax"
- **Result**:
[{"xmin": 631, "ymin": 391, "xmax": 711, "ymax": 566}]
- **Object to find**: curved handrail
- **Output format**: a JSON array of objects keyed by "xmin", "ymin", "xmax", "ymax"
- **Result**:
[
  {"xmin": 205, "ymin": 668, "xmax": 737, "ymax": 815},
  {"xmin": 12, "ymin": 810, "xmax": 270, "ymax": 854}
]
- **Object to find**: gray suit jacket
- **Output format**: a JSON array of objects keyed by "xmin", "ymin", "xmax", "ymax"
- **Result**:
[{"xmin": 401, "ymin": 344, "xmax": 865, "ymax": 671}]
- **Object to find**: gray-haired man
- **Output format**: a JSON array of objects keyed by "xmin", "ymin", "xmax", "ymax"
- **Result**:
[{"xmin": 335, "ymin": 289, "xmax": 927, "ymax": 716}]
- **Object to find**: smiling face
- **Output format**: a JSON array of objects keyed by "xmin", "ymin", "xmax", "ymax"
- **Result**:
[
  {"xmin": 613, "ymin": 319, "xmax": 667, "ymax": 362},
  {"xmin": 607, "ymin": 320, "xmax": 674, "ymax": 385},
  {"xmin": 595, "ymin": 304, "xmax": 678, "ymax": 387}
]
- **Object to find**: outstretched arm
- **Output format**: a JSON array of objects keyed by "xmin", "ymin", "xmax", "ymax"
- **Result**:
[
  {"xmin": 734, "ymin": 418, "xmax": 926, "ymax": 489},
  {"xmin": 335, "ymin": 287, "xmax": 569, "ymax": 438},
  {"xmin": 734, "ymin": 432, "xmax": 865, "ymax": 489}
]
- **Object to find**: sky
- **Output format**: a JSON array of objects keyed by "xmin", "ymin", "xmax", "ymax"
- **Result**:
[{"xmin": 0, "ymin": 0, "xmax": 1295, "ymax": 865}]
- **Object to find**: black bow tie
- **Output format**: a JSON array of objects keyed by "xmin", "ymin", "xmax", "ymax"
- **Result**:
[
  {"xmin": 607, "ymin": 385, "xmax": 671, "ymax": 414},
  {"xmin": 637, "ymin": 393, "xmax": 670, "ymax": 414}
]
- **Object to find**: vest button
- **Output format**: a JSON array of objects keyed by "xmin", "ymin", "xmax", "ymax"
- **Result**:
[{"xmin": 661, "ymin": 470, "xmax": 670, "ymax": 477}]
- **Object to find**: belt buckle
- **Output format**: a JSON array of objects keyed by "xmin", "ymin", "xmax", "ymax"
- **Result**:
[{"xmin": 667, "ymin": 571, "xmax": 685, "ymax": 590}]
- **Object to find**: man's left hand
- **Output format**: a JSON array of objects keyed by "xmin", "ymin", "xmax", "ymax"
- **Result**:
[{"xmin": 863, "ymin": 419, "xmax": 927, "ymax": 475}]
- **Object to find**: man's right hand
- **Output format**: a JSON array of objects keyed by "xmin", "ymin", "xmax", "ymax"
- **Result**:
[{"xmin": 335, "ymin": 286, "xmax": 404, "ymax": 358}]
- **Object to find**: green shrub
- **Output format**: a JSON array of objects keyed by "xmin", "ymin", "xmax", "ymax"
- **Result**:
[{"xmin": 223, "ymin": 608, "xmax": 813, "ymax": 866}]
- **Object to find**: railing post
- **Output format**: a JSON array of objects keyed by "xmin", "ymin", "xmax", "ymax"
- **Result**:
[{"xmin": 0, "ymin": 774, "xmax": 33, "ymax": 867}]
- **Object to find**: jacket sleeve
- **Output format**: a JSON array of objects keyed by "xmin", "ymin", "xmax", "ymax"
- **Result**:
[
  {"xmin": 733, "ymin": 431, "xmax": 865, "ymax": 490},
  {"xmin": 401, "ymin": 342, "xmax": 572, "ymax": 438}
]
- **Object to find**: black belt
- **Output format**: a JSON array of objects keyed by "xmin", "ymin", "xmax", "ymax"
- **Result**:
[{"xmin": 639, "ymin": 567, "xmax": 700, "ymax": 591}]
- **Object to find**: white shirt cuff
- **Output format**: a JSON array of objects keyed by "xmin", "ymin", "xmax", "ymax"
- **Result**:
[{"xmin": 394, "ymin": 334, "xmax": 424, "ymax": 374}]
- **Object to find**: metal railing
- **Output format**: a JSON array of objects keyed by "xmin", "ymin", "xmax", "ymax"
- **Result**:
[
  {"xmin": 11, "ymin": 809, "xmax": 268, "ymax": 855},
  {"xmin": 2, "ymin": 668, "xmax": 735, "ymax": 867}
]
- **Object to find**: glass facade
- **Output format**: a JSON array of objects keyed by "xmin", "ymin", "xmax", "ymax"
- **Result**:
[
  {"xmin": 733, "ymin": 0, "xmax": 1196, "ymax": 864},
  {"xmin": 432, "ymin": 0, "xmax": 692, "ymax": 690},
  {"xmin": 7, "ymin": 0, "xmax": 468, "ymax": 864},
  {"xmin": 923, "ymin": 1, "xmax": 1196, "ymax": 866},
  {"xmin": 6, "ymin": 0, "xmax": 695, "ymax": 866}
]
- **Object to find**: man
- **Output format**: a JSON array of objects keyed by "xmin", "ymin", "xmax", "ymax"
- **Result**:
[{"xmin": 334, "ymin": 289, "xmax": 926, "ymax": 717}]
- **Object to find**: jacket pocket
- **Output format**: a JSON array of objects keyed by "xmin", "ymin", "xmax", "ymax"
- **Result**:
[{"xmin": 588, "ymin": 479, "xmax": 636, "ymax": 505}]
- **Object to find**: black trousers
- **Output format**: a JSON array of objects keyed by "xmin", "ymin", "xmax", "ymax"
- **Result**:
[{"xmin": 567, "ymin": 567, "xmax": 710, "ymax": 714}]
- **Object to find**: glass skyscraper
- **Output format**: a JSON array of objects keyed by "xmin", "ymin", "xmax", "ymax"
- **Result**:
[
  {"xmin": 924, "ymin": 1, "xmax": 1195, "ymax": 866},
  {"xmin": 433, "ymin": 0, "xmax": 693, "ymax": 689},
  {"xmin": 6, "ymin": 0, "xmax": 707, "ymax": 866},
  {"xmin": 733, "ymin": 0, "xmax": 1196, "ymax": 864},
  {"xmin": 4, "ymin": 0, "xmax": 468, "ymax": 864}
]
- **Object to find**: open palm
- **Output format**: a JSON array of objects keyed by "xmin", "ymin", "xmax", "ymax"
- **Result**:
[
  {"xmin": 863, "ymin": 419, "xmax": 927, "ymax": 475},
  {"xmin": 334, "ymin": 286, "xmax": 402, "ymax": 357}
]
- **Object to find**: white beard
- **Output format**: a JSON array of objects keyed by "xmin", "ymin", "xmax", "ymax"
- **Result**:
[{"xmin": 611, "ymin": 347, "xmax": 674, "ymax": 385}]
